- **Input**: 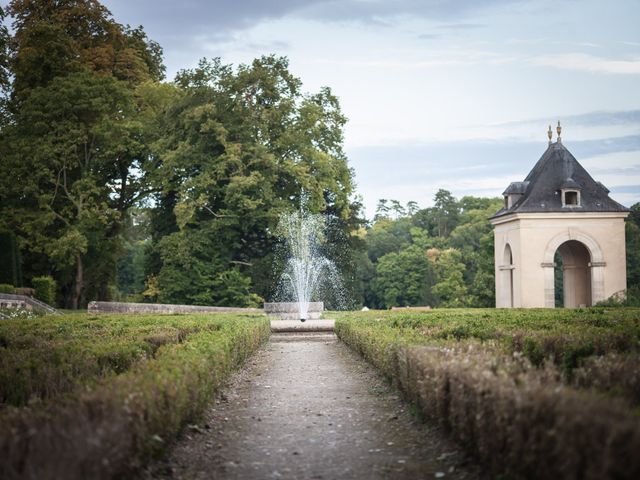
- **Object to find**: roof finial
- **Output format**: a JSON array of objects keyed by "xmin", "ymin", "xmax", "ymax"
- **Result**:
[
  {"xmin": 556, "ymin": 120, "xmax": 562, "ymax": 144},
  {"xmin": 547, "ymin": 125, "xmax": 553, "ymax": 145}
]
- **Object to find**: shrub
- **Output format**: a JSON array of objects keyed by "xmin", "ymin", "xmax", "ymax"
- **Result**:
[
  {"xmin": 0, "ymin": 313, "xmax": 270, "ymax": 480},
  {"xmin": 0, "ymin": 284, "xmax": 15, "ymax": 294},
  {"xmin": 32, "ymin": 276, "xmax": 56, "ymax": 306},
  {"xmin": 14, "ymin": 287, "xmax": 34, "ymax": 297},
  {"xmin": 335, "ymin": 310, "xmax": 640, "ymax": 479}
]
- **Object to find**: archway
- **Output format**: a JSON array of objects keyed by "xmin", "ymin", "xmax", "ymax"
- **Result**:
[
  {"xmin": 554, "ymin": 240, "xmax": 591, "ymax": 308},
  {"xmin": 542, "ymin": 230, "xmax": 605, "ymax": 307},
  {"xmin": 503, "ymin": 243, "xmax": 514, "ymax": 307}
]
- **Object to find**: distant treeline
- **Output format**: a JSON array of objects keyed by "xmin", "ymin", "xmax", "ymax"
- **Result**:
[{"xmin": 356, "ymin": 195, "xmax": 640, "ymax": 308}]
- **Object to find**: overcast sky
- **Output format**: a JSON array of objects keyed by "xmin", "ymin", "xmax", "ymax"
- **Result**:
[{"xmin": 25, "ymin": 0, "xmax": 640, "ymax": 215}]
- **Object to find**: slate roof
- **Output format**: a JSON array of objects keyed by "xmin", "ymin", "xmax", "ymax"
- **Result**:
[{"xmin": 492, "ymin": 141, "xmax": 629, "ymax": 218}]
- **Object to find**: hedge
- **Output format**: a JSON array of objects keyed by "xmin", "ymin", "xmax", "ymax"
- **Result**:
[
  {"xmin": 336, "ymin": 310, "xmax": 640, "ymax": 479},
  {"xmin": 32, "ymin": 276, "xmax": 56, "ymax": 306},
  {"xmin": 0, "ymin": 313, "xmax": 270, "ymax": 480}
]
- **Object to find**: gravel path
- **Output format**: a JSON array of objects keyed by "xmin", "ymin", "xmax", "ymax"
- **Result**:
[{"xmin": 143, "ymin": 332, "xmax": 481, "ymax": 480}]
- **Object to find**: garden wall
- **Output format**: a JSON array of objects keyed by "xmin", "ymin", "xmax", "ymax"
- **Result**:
[{"xmin": 88, "ymin": 301, "xmax": 263, "ymax": 315}]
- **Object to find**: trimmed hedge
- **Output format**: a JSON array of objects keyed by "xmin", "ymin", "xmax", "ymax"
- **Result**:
[
  {"xmin": 0, "ymin": 284, "xmax": 15, "ymax": 294},
  {"xmin": 336, "ymin": 310, "xmax": 640, "ymax": 479},
  {"xmin": 32, "ymin": 276, "xmax": 56, "ymax": 306},
  {"xmin": 0, "ymin": 313, "xmax": 270, "ymax": 480}
]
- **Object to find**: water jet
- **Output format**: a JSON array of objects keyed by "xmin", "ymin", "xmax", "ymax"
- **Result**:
[{"xmin": 267, "ymin": 203, "xmax": 342, "ymax": 322}]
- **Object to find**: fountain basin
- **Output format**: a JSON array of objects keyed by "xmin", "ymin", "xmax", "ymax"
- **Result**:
[{"xmin": 264, "ymin": 302, "xmax": 324, "ymax": 320}]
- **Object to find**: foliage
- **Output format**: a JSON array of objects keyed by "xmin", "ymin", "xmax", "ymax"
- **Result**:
[
  {"xmin": 0, "ymin": 230, "xmax": 22, "ymax": 286},
  {"xmin": 428, "ymin": 248, "xmax": 470, "ymax": 307},
  {"xmin": 360, "ymin": 192, "xmax": 502, "ymax": 308},
  {"xmin": 116, "ymin": 239, "xmax": 147, "ymax": 298},
  {"xmin": 372, "ymin": 244, "xmax": 434, "ymax": 308},
  {"xmin": 0, "ymin": 1, "xmax": 166, "ymax": 308},
  {"xmin": 335, "ymin": 309, "xmax": 640, "ymax": 479},
  {"xmin": 626, "ymin": 202, "xmax": 640, "ymax": 288},
  {"xmin": 0, "ymin": 306, "xmax": 38, "ymax": 320},
  {"xmin": 0, "ymin": 312, "xmax": 270, "ymax": 479},
  {"xmin": 31, "ymin": 275, "xmax": 56, "ymax": 305},
  {"xmin": 0, "ymin": 284, "xmax": 15, "ymax": 294},
  {"xmin": 145, "ymin": 56, "xmax": 358, "ymax": 306}
]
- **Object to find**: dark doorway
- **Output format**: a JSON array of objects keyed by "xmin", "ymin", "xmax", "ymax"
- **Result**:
[{"xmin": 554, "ymin": 240, "xmax": 592, "ymax": 308}]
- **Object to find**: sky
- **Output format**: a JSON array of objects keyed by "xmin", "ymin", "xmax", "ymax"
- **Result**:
[{"xmin": 27, "ymin": 0, "xmax": 640, "ymax": 216}]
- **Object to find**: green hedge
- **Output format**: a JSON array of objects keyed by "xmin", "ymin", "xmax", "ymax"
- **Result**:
[
  {"xmin": 31, "ymin": 276, "xmax": 56, "ymax": 306},
  {"xmin": 335, "ymin": 310, "xmax": 640, "ymax": 479},
  {"xmin": 0, "ymin": 284, "xmax": 15, "ymax": 294},
  {"xmin": 0, "ymin": 313, "xmax": 270, "ymax": 480}
]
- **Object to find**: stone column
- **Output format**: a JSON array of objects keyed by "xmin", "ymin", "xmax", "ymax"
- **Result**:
[
  {"xmin": 541, "ymin": 262, "xmax": 555, "ymax": 308},
  {"xmin": 590, "ymin": 262, "xmax": 606, "ymax": 305}
]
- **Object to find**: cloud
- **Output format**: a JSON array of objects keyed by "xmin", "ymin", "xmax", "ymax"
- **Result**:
[
  {"xmin": 101, "ymin": 0, "xmax": 512, "ymax": 43},
  {"xmin": 530, "ymin": 53, "xmax": 640, "ymax": 75},
  {"xmin": 437, "ymin": 22, "xmax": 485, "ymax": 30},
  {"xmin": 418, "ymin": 33, "xmax": 440, "ymax": 40},
  {"xmin": 497, "ymin": 110, "xmax": 640, "ymax": 128},
  {"xmin": 347, "ymin": 134, "xmax": 640, "ymax": 214}
]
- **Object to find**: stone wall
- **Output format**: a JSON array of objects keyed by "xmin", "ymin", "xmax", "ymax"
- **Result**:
[
  {"xmin": 0, "ymin": 293, "xmax": 59, "ymax": 314},
  {"xmin": 263, "ymin": 302, "xmax": 324, "ymax": 320},
  {"xmin": 88, "ymin": 301, "xmax": 263, "ymax": 315}
]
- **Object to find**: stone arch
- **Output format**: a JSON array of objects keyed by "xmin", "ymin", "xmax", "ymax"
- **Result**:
[
  {"xmin": 503, "ymin": 243, "xmax": 514, "ymax": 307},
  {"xmin": 543, "ymin": 230, "xmax": 604, "ymax": 264},
  {"xmin": 543, "ymin": 230, "xmax": 605, "ymax": 307}
]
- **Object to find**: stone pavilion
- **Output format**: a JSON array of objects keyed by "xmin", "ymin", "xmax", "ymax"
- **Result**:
[{"xmin": 490, "ymin": 123, "xmax": 629, "ymax": 308}]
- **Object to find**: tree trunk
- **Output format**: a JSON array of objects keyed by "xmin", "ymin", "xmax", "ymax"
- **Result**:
[{"xmin": 72, "ymin": 253, "xmax": 84, "ymax": 309}]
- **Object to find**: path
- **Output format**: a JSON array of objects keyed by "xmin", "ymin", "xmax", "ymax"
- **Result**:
[{"xmin": 143, "ymin": 332, "xmax": 481, "ymax": 480}]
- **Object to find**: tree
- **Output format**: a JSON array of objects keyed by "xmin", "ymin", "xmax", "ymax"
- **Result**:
[
  {"xmin": 365, "ymin": 217, "xmax": 412, "ymax": 262},
  {"xmin": 1, "ymin": 71, "xmax": 138, "ymax": 307},
  {"xmin": 6, "ymin": 0, "xmax": 164, "ymax": 103},
  {"xmin": 429, "ymin": 248, "xmax": 469, "ymax": 307},
  {"xmin": 374, "ymin": 199, "xmax": 390, "ymax": 221},
  {"xmin": 361, "ymin": 193, "xmax": 501, "ymax": 308},
  {"xmin": 0, "ymin": 1, "xmax": 165, "ymax": 307},
  {"xmin": 146, "ymin": 56, "xmax": 357, "ymax": 305},
  {"xmin": 373, "ymin": 245, "xmax": 434, "ymax": 308},
  {"xmin": 433, "ymin": 189, "xmax": 460, "ymax": 237},
  {"xmin": 0, "ymin": 6, "xmax": 10, "ymax": 123},
  {"xmin": 449, "ymin": 198, "xmax": 502, "ymax": 306},
  {"xmin": 627, "ymin": 202, "xmax": 640, "ymax": 288},
  {"xmin": 0, "ymin": 6, "xmax": 9, "ymax": 92}
]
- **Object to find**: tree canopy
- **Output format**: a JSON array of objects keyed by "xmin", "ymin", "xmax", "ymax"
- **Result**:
[{"xmin": 361, "ymin": 192, "xmax": 503, "ymax": 308}]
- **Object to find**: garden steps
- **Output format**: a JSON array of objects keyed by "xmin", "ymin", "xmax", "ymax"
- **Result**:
[{"xmin": 269, "ymin": 319, "xmax": 335, "ymax": 332}]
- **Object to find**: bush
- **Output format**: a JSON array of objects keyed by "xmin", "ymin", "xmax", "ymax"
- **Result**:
[
  {"xmin": 0, "ymin": 284, "xmax": 15, "ymax": 294},
  {"xmin": 0, "ymin": 313, "xmax": 270, "ymax": 479},
  {"xmin": 335, "ymin": 309, "xmax": 640, "ymax": 479},
  {"xmin": 32, "ymin": 276, "xmax": 56, "ymax": 306},
  {"xmin": 14, "ymin": 287, "xmax": 34, "ymax": 297},
  {"xmin": 597, "ymin": 285, "xmax": 640, "ymax": 307}
]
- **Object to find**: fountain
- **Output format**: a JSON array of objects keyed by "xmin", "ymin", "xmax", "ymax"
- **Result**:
[{"xmin": 264, "ymin": 204, "xmax": 342, "ymax": 322}]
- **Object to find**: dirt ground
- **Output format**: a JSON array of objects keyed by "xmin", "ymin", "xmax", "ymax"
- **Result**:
[{"xmin": 142, "ymin": 332, "xmax": 482, "ymax": 480}]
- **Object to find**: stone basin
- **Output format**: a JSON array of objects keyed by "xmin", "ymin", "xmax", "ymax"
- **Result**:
[{"xmin": 263, "ymin": 302, "xmax": 324, "ymax": 320}]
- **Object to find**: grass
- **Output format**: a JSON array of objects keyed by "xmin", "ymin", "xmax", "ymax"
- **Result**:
[
  {"xmin": 335, "ymin": 308, "xmax": 640, "ymax": 480},
  {"xmin": 0, "ymin": 312, "xmax": 270, "ymax": 480}
]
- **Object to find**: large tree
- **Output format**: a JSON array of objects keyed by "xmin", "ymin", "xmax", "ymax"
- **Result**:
[
  {"xmin": 146, "ymin": 56, "xmax": 358, "ymax": 305},
  {"xmin": 0, "ymin": 0, "xmax": 165, "ymax": 307}
]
